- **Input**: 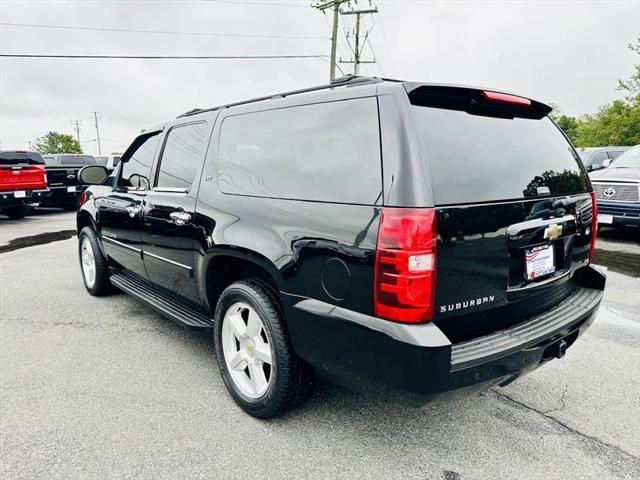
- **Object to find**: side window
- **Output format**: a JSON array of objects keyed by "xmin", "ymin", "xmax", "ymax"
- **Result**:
[
  {"xmin": 609, "ymin": 150, "xmax": 625, "ymax": 160},
  {"xmin": 120, "ymin": 133, "xmax": 160, "ymax": 191},
  {"xmin": 590, "ymin": 151, "xmax": 609, "ymax": 168},
  {"xmin": 156, "ymin": 122, "xmax": 207, "ymax": 190},
  {"xmin": 217, "ymin": 97, "xmax": 381, "ymax": 204}
]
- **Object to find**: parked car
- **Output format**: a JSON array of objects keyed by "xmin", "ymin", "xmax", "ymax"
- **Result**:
[
  {"xmin": 95, "ymin": 154, "xmax": 121, "ymax": 173},
  {"xmin": 590, "ymin": 144, "xmax": 640, "ymax": 227},
  {"xmin": 41, "ymin": 153, "xmax": 95, "ymax": 210},
  {"xmin": 0, "ymin": 150, "xmax": 50, "ymax": 218},
  {"xmin": 577, "ymin": 146, "xmax": 630, "ymax": 171},
  {"xmin": 76, "ymin": 76, "xmax": 605, "ymax": 418}
]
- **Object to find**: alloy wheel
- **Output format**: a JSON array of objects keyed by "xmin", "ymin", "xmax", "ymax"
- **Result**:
[{"xmin": 221, "ymin": 302, "xmax": 274, "ymax": 399}]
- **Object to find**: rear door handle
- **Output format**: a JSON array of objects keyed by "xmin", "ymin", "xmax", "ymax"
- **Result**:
[
  {"xmin": 169, "ymin": 211, "xmax": 191, "ymax": 226},
  {"xmin": 125, "ymin": 205, "xmax": 142, "ymax": 217}
]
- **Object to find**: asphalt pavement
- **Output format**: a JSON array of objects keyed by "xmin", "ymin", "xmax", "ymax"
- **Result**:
[{"xmin": 1, "ymin": 213, "xmax": 639, "ymax": 480}]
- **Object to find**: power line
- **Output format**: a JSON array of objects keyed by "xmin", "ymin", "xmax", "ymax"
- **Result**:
[
  {"xmin": 1, "ymin": 0, "xmax": 310, "ymax": 3},
  {"xmin": 339, "ymin": 3, "xmax": 378, "ymax": 76},
  {"xmin": 0, "ymin": 22, "xmax": 327, "ymax": 40},
  {"xmin": 206, "ymin": 0, "xmax": 309, "ymax": 6},
  {"xmin": 376, "ymin": 9, "xmax": 397, "ymax": 77},
  {"xmin": 0, "ymin": 54, "xmax": 330, "ymax": 60},
  {"xmin": 312, "ymin": 0, "xmax": 351, "ymax": 82}
]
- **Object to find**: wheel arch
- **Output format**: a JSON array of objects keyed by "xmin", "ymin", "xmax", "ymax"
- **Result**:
[{"xmin": 200, "ymin": 247, "xmax": 285, "ymax": 314}]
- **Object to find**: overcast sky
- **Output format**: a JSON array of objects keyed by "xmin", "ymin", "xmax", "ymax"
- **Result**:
[{"xmin": 1, "ymin": 0, "xmax": 639, "ymax": 155}]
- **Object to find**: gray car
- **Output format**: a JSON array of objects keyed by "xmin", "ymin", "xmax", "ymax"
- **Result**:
[{"xmin": 578, "ymin": 146, "xmax": 630, "ymax": 171}]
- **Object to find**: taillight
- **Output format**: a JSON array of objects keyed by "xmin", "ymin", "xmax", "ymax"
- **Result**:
[
  {"xmin": 374, "ymin": 208, "xmax": 437, "ymax": 323},
  {"xmin": 589, "ymin": 191, "xmax": 597, "ymax": 262},
  {"xmin": 79, "ymin": 190, "xmax": 87, "ymax": 207},
  {"xmin": 482, "ymin": 90, "xmax": 532, "ymax": 107}
]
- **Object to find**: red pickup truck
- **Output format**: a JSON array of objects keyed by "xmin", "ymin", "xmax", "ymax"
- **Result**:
[{"xmin": 0, "ymin": 150, "xmax": 50, "ymax": 219}]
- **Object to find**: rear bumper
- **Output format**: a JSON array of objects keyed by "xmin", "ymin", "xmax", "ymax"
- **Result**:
[
  {"xmin": 42, "ymin": 185, "xmax": 82, "ymax": 205},
  {"xmin": 284, "ymin": 266, "xmax": 605, "ymax": 402},
  {"xmin": 597, "ymin": 201, "xmax": 640, "ymax": 226},
  {"xmin": 0, "ymin": 189, "xmax": 50, "ymax": 208}
]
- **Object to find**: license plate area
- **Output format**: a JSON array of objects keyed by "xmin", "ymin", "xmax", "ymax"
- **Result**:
[
  {"xmin": 13, "ymin": 190, "xmax": 26, "ymax": 198},
  {"xmin": 525, "ymin": 244, "xmax": 555, "ymax": 281},
  {"xmin": 598, "ymin": 213, "xmax": 613, "ymax": 224},
  {"xmin": 67, "ymin": 186, "xmax": 77, "ymax": 193}
]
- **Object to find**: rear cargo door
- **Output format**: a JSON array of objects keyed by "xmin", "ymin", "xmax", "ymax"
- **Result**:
[{"xmin": 408, "ymin": 87, "xmax": 594, "ymax": 341}]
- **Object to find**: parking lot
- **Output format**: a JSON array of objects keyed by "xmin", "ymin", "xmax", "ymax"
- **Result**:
[{"xmin": 1, "ymin": 211, "xmax": 639, "ymax": 480}]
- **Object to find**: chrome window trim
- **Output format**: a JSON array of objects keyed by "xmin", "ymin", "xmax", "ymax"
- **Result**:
[
  {"xmin": 102, "ymin": 236, "xmax": 141, "ymax": 253},
  {"xmin": 143, "ymin": 250, "xmax": 192, "ymax": 271},
  {"xmin": 151, "ymin": 187, "xmax": 189, "ymax": 194}
]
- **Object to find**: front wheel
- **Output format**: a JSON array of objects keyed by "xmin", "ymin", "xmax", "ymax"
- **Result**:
[
  {"xmin": 78, "ymin": 227, "xmax": 111, "ymax": 296},
  {"xmin": 213, "ymin": 279, "xmax": 313, "ymax": 418}
]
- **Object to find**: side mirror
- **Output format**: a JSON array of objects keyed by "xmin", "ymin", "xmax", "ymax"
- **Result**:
[
  {"xmin": 78, "ymin": 165, "xmax": 109, "ymax": 185},
  {"xmin": 601, "ymin": 159, "xmax": 612, "ymax": 168}
]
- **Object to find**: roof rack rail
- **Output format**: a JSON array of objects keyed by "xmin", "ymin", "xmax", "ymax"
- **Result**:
[{"xmin": 177, "ymin": 75, "xmax": 382, "ymax": 118}]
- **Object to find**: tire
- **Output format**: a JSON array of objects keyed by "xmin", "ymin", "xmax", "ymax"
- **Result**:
[
  {"xmin": 213, "ymin": 279, "xmax": 313, "ymax": 418},
  {"xmin": 78, "ymin": 226, "xmax": 111, "ymax": 296},
  {"xmin": 4, "ymin": 205, "xmax": 29, "ymax": 219}
]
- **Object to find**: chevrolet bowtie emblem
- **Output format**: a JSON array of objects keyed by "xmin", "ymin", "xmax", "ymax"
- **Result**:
[{"xmin": 543, "ymin": 223, "xmax": 563, "ymax": 241}]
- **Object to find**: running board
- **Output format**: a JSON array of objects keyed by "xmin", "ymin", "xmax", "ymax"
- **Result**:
[{"xmin": 110, "ymin": 272, "xmax": 213, "ymax": 329}]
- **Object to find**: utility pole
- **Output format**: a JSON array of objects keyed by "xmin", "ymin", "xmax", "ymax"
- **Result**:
[
  {"xmin": 340, "ymin": 2, "xmax": 378, "ymax": 75},
  {"xmin": 312, "ymin": 0, "xmax": 351, "ymax": 82},
  {"xmin": 92, "ymin": 111, "xmax": 102, "ymax": 155},
  {"xmin": 71, "ymin": 119, "xmax": 82, "ymax": 144},
  {"xmin": 27, "ymin": 141, "xmax": 32, "ymax": 150}
]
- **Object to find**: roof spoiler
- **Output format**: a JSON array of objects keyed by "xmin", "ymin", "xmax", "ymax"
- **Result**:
[{"xmin": 404, "ymin": 84, "xmax": 552, "ymax": 120}]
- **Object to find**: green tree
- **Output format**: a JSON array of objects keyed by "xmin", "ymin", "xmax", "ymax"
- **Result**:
[
  {"xmin": 554, "ymin": 115, "xmax": 580, "ymax": 144},
  {"xmin": 573, "ymin": 96, "xmax": 640, "ymax": 147},
  {"xmin": 33, "ymin": 131, "xmax": 82, "ymax": 154}
]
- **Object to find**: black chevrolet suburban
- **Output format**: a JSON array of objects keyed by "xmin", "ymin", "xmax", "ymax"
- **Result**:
[{"xmin": 76, "ymin": 76, "xmax": 605, "ymax": 418}]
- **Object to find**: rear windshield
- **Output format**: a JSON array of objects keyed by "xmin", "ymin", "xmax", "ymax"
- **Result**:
[
  {"xmin": 58, "ymin": 155, "xmax": 96, "ymax": 166},
  {"xmin": 412, "ymin": 107, "xmax": 589, "ymax": 205},
  {"xmin": 0, "ymin": 151, "xmax": 44, "ymax": 166},
  {"xmin": 611, "ymin": 145, "xmax": 640, "ymax": 168}
]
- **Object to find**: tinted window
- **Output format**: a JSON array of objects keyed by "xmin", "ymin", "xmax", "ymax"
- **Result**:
[
  {"xmin": 590, "ymin": 151, "xmax": 609, "ymax": 168},
  {"xmin": 0, "ymin": 151, "xmax": 26, "ymax": 165},
  {"xmin": 57, "ymin": 155, "xmax": 96, "ymax": 166},
  {"xmin": 412, "ymin": 107, "xmax": 589, "ymax": 205},
  {"xmin": 612, "ymin": 145, "xmax": 640, "ymax": 168},
  {"xmin": 609, "ymin": 150, "xmax": 626, "ymax": 160},
  {"xmin": 112, "ymin": 156, "xmax": 121, "ymax": 166},
  {"xmin": 156, "ymin": 123, "xmax": 207, "ymax": 190},
  {"xmin": 0, "ymin": 151, "xmax": 44, "ymax": 165},
  {"xmin": 120, "ymin": 133, "xmax": 160, "ymax": 190},
  {"xmin": 218, "ymin": 98, "xmax": 381, "ymax": 204}
]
